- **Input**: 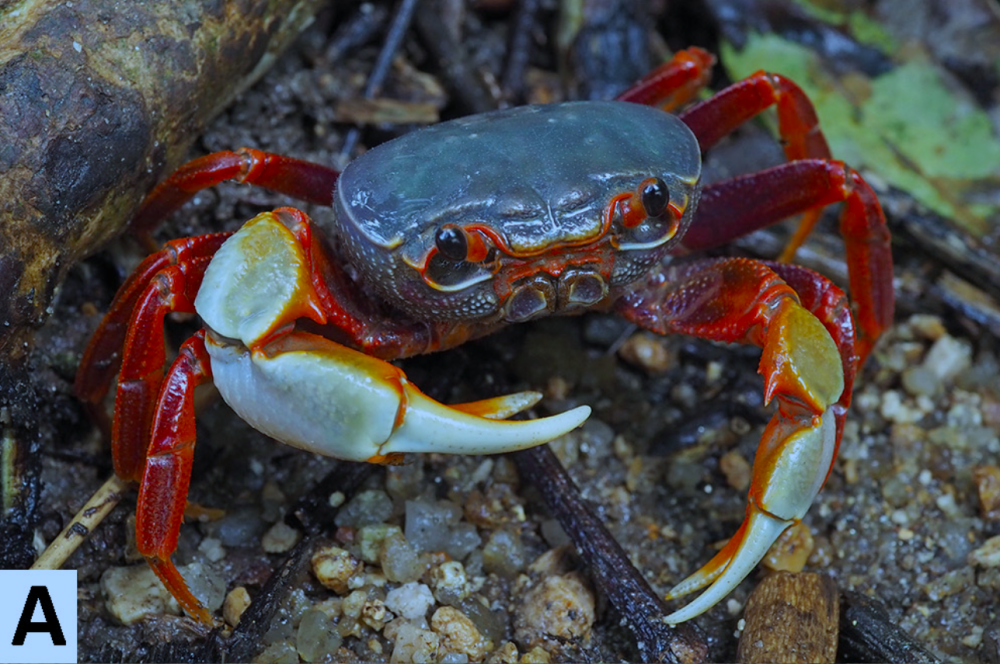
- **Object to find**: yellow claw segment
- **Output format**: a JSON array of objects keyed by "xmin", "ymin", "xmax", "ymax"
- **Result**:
[
  {"xmin": 195, "ymin": 212, "xmax": 326, "ymax": 346},
  {"xmin": 760, "ymin": 299, "xmax": 843, "ymax": 412}
]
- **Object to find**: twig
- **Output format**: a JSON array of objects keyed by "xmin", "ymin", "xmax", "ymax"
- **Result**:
[
  {"xmin": 500, "ymin": 0, "xmax": 540, "ymax": 104},
  {"xmin": 31, "ymin": 473, "xmax": 129, "ymax": 570},
  {"xmin": 339, "ymin": 0, "xmax": 423, "ymax": 160},
  {"xmin": 514, "ymin": 444, "xmax": 707, "ymax": 663}
]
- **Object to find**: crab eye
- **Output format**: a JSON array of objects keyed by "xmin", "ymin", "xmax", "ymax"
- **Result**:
[
  {"xmin": 435, "ymin": 225, "xmax": 469, "ymax": 262},
  {"xmin": 640, "ymin": 178, "xmax": 669, "ymax": 218}
]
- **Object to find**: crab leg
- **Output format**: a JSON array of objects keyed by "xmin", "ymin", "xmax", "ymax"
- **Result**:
[
  {"xmin": 130, "ymin": 148, "xmax": 341, "ymax": 238},
  {"xmin": 617, "ymin": 49, "xmax": 892, "ymax": 365},
  {"xmin": 681, "ymin": 159, "xmax": 892, "ymax": 366},
  {"xmin": 616, "ymin": 257, "xmax": 851, "ymax": 624},
  {"xmin": 138, "ymin": 329, "xmax": 216, "ymax": 625},
  {"xmin": 75, "ymin": 234, "xmax": 231, "ymax": 481}
]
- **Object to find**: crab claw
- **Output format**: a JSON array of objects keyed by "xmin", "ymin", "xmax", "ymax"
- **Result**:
[
  {"xmin": 664, "ymin": 299, "xmax": 844, "ymax": 625},
  {"xmin": 205, "ymin": 330, "xmax": 589, "ymax": 463}
]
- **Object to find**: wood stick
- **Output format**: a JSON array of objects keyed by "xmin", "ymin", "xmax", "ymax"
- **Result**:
[{"xmin": 737, "ymin": 572, "xmax": 839, "ymax": 664}]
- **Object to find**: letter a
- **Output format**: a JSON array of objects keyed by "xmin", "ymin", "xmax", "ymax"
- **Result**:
[{"xmin": 11, "ymin": 585, "xmax": 66, "ymax": 647}]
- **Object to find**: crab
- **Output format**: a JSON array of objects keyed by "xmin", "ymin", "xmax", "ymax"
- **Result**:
[{"xmin": 75, "ymin": 47, "xmax": 893, "ymax": 627}]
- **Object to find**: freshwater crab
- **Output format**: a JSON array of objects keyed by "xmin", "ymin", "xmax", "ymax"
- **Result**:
[{"xmin": 75, "ymin": 47, "xmax": 893, "ymax": 627}]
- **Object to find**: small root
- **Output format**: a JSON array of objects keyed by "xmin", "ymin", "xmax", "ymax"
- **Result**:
[{"xmin": 31, "ymin": 473, "xmax": 130, "ymax": 570}]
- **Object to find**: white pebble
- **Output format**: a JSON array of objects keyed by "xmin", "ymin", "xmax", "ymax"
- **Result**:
[{"xmin": 386, "ymin": 582, "xmax": 435, "ymax": 620}]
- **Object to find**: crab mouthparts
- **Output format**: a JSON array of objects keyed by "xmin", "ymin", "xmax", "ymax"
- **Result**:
[{"xmin": 504, "ymin": 269, "xmax": 609, "ymax": 322}]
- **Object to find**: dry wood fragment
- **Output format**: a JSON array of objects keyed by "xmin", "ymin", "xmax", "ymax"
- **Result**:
[
  {"xmin": 0, "ymin": 0, "xmax": 325, "ymax": 362},
  {"xmin": 737, "ymin": 572, "xmax": 839, "ymax": 664}
]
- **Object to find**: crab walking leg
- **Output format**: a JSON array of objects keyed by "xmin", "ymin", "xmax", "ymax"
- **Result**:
[
  {"xmin": 137, "ymin": 330, "xmax": 216, "ymax": 625},
  {"xmin": 615, "ymin": 257, "xmax": 847, "ymax": 624},
  {"xmin": 75, "ymin": 233, "xmax": 231, "ymax": 410},
  {"xmin": 681, "ymin": 160, "xmax": 893, "ymax": 366},
  {"xmin": 130, "ymin": 148, "xmax": 342, "ymax": 237},
  {"xmin": 82, "ymin": 237, "xmax": 230, "ymax": 481},
  {"xmin": 678, "ymin": 64, "xmax": 836, "ymax": 257},
  {"xmin": 615, "ymin": 47, "xmax": 715, "ymax": 112}
]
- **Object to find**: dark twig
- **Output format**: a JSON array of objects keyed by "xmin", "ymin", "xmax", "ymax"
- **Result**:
[
  {"xmin": 514, "ymin": 444, "xmax": 708, "ymax": 664},
  {"xmin": 839, "ymin": 590, "xmax": 940, "ymax": 663},
  {"xmin": 415, "ymin": 0, "xmax": 498, "ymax": 115},
  {"xmin": 325, "ymin": 2, "xmax": 392, "ymax": 62},
  {"xmin": 500, "ymin": 0, "xmax": 540, "ymax": 104},
  {"xmin": 339, "ymin": 0, "xmax": 422, "ymax": 160}
]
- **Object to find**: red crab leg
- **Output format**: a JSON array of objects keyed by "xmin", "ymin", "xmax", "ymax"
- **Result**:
[
  {"xmin": 679, "ymin": 159, "xmax": 893, "ymax": 366},
  {"xmin": 130, "ymin": 148, "xmax": 341, "ymax": 237},
  {"xmin": 679, "ymin": 67, "xmax": 835, "ymax": 262},
  {"xmin": 615, "ymin": 257, "xmax": 852, "ymax": 623},
  {"xmin": 615, "ymin": 47, "xmax": 715, "ymax": 112},
  {"xmin": 75, "ymin": 234, "xmax": 230, "ymax": 481},
  {"xmin": 136, "ymin": 329, "xmax": 215, "ymax": 625},
  {"xmin": 75, "ymin": 234, "xmax": 231, "ymax": 408}
]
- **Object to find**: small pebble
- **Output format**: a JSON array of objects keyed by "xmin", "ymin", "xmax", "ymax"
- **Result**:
[
  {"xmin": 922, "ymin": 335, "xmax": 972, "ymax": 382},
  {"xmin": 386, "ymin": 581, "xmax": 435, "ymax": 620},
  {"xmin": 262, "ymin": 520, "xmax": 301, "ymax": 553},
  {"xmin": 973, "ymin": 465, "xmax": 1000, "ymax": 521},
  {"xmin": 297, "ymin": 608, "xmax": 343, "ymax": 662},
  {"xmin": 312, "ymin": 545, "xmax": 363, "ymax": 595},
  {"xmin": 431, "ymin": 561, "xmax": 470, "ymax": 605},
  {"xmin": 406, "ymin": 499, "xmax": 462, "ymax": 551},
  {"xmin": 719, "ymin": 449, "xmax": 751, "ymax": 492},
  {"xmin": 381, "ymin": 531, "xmax": 427, "ymax": 583},
  {"xmin": 908, "ymin": 314, "xmax": 947, "ymax": 340},
  {"xmin": 432, "ymin": 606, "xmax": 491, "ymax": 661},
  {"xmin": 224, "ymin": 586, "xmax": 251, "ymax": 627},
  {"xmin": 520, "ymin": 646, "xmax": 552, "ymax": 663},
  {"xmin": 256, "ymin": 641, "xmax": 300, "ymax": 664},
  {"xmin": 484, "ymin": 642, "xmax": 518, "ymax": 664},
  {"xmin": 361, "ymin": 598, "xmax": 392, "ymax": 630},
  {"xmin": 762, "ymin": 521, "xmax": 814, "ymax": 573},
  {"xmin": 618, "ymin": 332, "xmax": 672, "ymax": 372},
  {"xmin": 482, "ymin": 529, "xmax": 526, "ymax": 578},
  {"xmin": 358, "ymin": 524, "xmax": 403, "ymax": 563},
  {"xmin": 102, "ymin": 565, "xmax": 180, "ymax": 624},
  {"xmin": 198, "ymin": 536, "xmax": 227, "ymax": 562},
  {"xmin": 969, "ymin": 535, "xmax": 1000, "ymax": 567},
  {"xmin": 514, "ymin": 573, "xmax": 595, "ymax": 651},
  {"xmin": 880, "ymin": 390, "xmax": 923, "ymax": 424},
  {"xmin": 336, "ymin": 490, "xmax": 393, "ymax": 527},
  {"xmin": 901, "ymin": 365, "xmax": 939, "ymax": 397},
  {"xmin": 391, "ymin": 623, "xmax": 440, "ymax": 664},
  {"xmin": 926, "ymin": 567, "xmax": 974, "ymax": 601}
]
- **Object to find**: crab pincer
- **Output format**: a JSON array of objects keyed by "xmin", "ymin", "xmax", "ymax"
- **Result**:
[{"xmin": 617, "ymin": 257, "xmax": 854, "ymax": 624}]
